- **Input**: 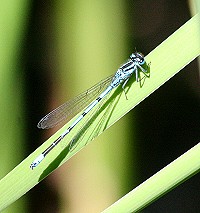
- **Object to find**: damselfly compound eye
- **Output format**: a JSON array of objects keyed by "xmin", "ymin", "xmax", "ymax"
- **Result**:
[{"xmin": 130, "ymin": 52, "xmax": 145, "ymax": 65}]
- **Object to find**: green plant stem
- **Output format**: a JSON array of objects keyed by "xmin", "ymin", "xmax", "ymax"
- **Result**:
[{"xmin": 102, "ymin": 142, "xmax": 200, "ymax": 212}]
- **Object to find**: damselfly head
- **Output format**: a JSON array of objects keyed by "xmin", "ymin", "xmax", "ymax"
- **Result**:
[{"xmin": 130, "ymin": 52, "xmax": 145, "ymax": 65}]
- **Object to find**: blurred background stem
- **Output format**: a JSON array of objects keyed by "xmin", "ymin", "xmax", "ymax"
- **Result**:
[{"xmin": 0, "ymin": 1, "xmax": 30, "ymax": 212}]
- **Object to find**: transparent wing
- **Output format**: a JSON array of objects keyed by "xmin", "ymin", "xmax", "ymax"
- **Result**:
[{"xmin": 37, "ymin": 75, "xmax": 114, "ymax": 129}]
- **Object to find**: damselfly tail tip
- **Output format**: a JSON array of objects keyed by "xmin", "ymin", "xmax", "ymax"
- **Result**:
[{"xmin": 30, "ymin": 154, "xmax": 45, "ymax": 170}]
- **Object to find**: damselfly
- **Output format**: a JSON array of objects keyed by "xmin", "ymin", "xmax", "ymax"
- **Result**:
[{"xmin": 30, "ymin": 52, "xmax": 148, "ymax": 169}]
